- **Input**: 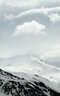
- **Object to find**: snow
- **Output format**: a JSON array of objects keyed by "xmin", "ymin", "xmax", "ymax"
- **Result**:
[{"xmin": 0, "ymin": 55, "xmax": 60, "ymax": 93}]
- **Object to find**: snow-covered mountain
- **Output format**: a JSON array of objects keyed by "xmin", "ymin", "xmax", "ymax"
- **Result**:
[
  {"xmin": 1, "ymin": 55, "xmax": 60, "ymax": 84},
  {"xmin": 0, "ymin": 55, "xmax": 60, "ymax": 96},
  {"xmin": 0, "ymin": 68, "xmax": 60, "ymax": 96}
]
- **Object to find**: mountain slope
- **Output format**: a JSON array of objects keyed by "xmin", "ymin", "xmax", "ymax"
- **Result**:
[
  {"xmin": 0, "ymin": 55, "xmax": 60, "ymax": 95},
  {"xmin": 1, "ymin": 55, "xmax": 60, "ymax": 86},
  {"xmin": 0, "ymin": 69, "xmax": 60, "ymax": 96}
]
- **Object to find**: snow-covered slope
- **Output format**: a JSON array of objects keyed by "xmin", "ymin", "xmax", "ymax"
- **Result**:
[
  {"xmin": 0, "ymin": 55, "xmax": 60, "ymax": 95},
  {"xmin": 0, "ymin": 69, "xmax": 60, "ymax": 96},
  {"xmin": 1, "ymin": 55, "xmax": 60, "ymax": 83}
]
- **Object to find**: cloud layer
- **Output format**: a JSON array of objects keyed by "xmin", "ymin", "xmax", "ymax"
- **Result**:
[
  {"xmin": 1, "ymin": 0, "xmax": 41, "ymax": 8},
  {"xmin": 4, "ymin": 6, "xmax": 60, "ymax": 23},
  {"xmin": 2, "ymin": 0, "xmax": 60, "ymax": 9},
  {"xmin": 41, "ymin": 44, "xmax": 60, "ymax": 67}
]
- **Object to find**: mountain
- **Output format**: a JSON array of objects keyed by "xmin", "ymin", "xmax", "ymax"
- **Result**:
[
  {"xmin": 0, "ymin": 69, "xmax": 60, "ymax": 96},
  {"xmin": 0, "ymin": 55, "xmax": 60, "ymax": 96}
]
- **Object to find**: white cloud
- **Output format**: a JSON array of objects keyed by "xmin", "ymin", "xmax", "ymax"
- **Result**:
[
  {"xmin": 13, "ymin": 21, "xmax": 46, "ymax": 36},
  {"xmin": 48, "ymin": 13, "xmax": 60, "ymax": 23},
  {"xmin": 4, "ymin": 6, "xmax": 60, "ymax": 21}
]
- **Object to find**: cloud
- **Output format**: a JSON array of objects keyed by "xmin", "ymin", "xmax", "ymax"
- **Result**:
[
  {"xmin": 3, "ymin": 0, "xmax": 60, "ymax": 9},
  {"xmin": 4, "ymin": 14, "xmax": 15, "ymax": 20},
  {"xmin": 0, "ymin": 0, "xmax": 4, "ymax": 4},
  {"xmin": 41, "ymin": 44, "xmax": 60, "ymax": 60},
  {"xmin": 4, "ymin": 8, "xmax": 48, "ymax": 21},
  {"xmin": 41, "ymin": 44, "xmax": 60, "ymax": 67},
  {"xmin": 48, "ymin": 13, "xmax": 60, "ymax": 23},
  {"xmin": 2, "ymin": 0, "xmax": 41, "ymax": 8},
  {"xmin": 4, "ymin": 6, "xmax": 60, "ymax": 21},
  {"xmin": 13, "ymin": 21, "xmax": 46, "ymax": 36}
]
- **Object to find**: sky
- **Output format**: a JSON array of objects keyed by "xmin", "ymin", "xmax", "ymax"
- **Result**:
[{"xmin": 0, "ymin": 0, "xmax": 60, "ymax": 66}]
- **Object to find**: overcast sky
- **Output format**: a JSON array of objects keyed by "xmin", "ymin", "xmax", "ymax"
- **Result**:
[{"xmin": 0, "ymin": 0, "xmax": 60, "ymax": 66}]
